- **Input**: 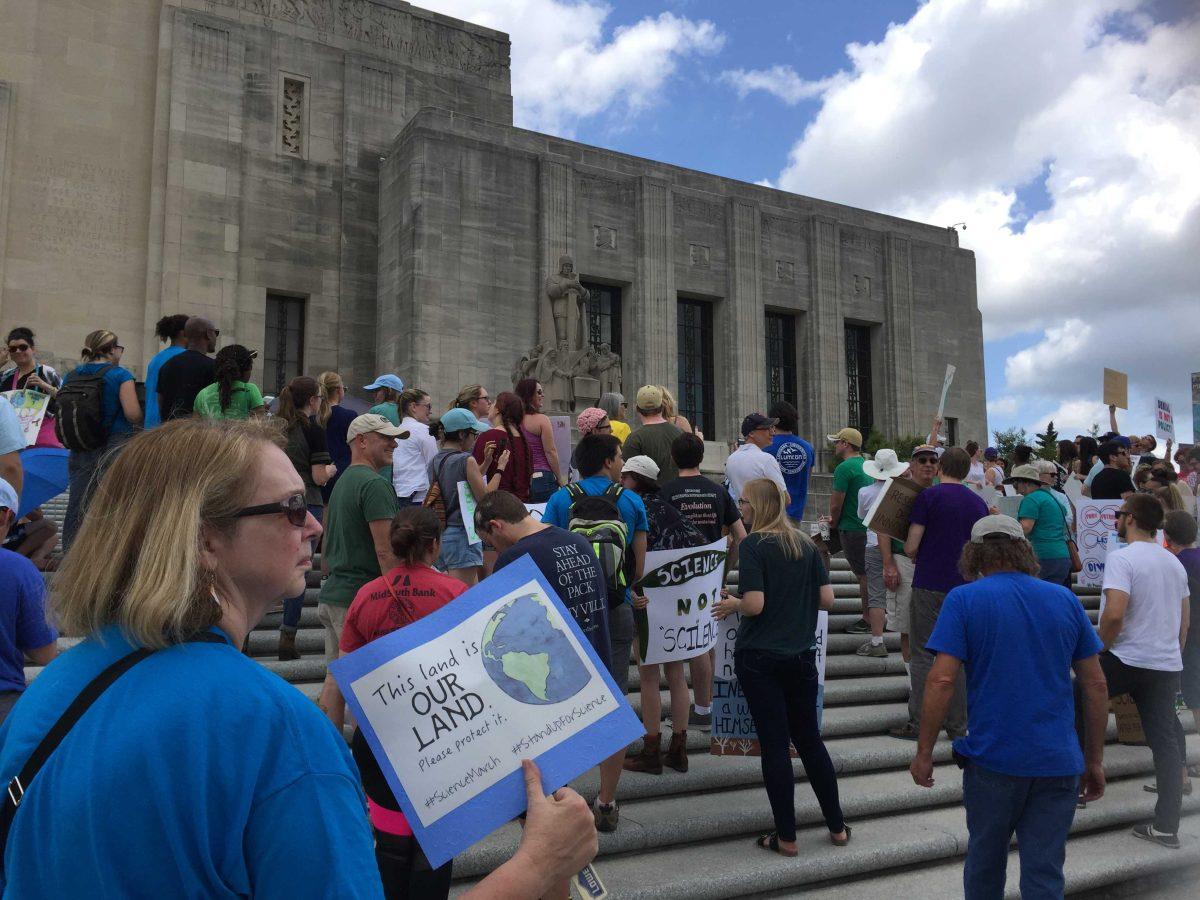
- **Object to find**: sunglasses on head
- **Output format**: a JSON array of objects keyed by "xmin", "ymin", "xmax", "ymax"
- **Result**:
[{"xmin": 235, "ymin": 492, "xmax": 308, "ymax": 527}]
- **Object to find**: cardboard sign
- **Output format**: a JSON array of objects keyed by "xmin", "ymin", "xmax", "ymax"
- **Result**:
[
  {"xmin": 1075, "ymin": 499, "xmax": 1122, "ymax": 588},
  {"xmin": 457, "ymin": 481, "xmax": 482, "ymax": 546},
  {"xmin": 1155, "ymin": 398, "xmax": 1175, "ymax": 441},
  {"xmin": 0, "ymin": 389, "xmax": 49, "ymax": 447},
  {"xmin": 936, "ymin": 364, "xmax": 956, "ymax": 418},
  {"xmin": 711, "ymin": 610, "xmax": 828, "ymax": 756},
  {"xmin": 331, "ymin": 556, "xmax": 643, "ymax": 868},
  {"xmin": 862, "ymin": 477, "xmax": 926, "ymax": 541},
  {"xmin": 634, "ymin": 539, "xmax": 727, "ymax": 665},
  {"xmin": 1103, "ymin": 368, "xmax": 1128, "ymax": 409}
]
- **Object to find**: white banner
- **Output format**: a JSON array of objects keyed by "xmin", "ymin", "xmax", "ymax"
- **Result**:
[
  {"xmin": 633, "ymin": 538, "xmax": 727, "ymax": 665},
  {"xmin": 1076, "ymin": 499, "xmax": 1122, "ymax": 587},
  {"xmin": 0, "ymin": 389, "xmax": 49, "ymax": 447},
  {"xmin": 457, "ymin": 480, "xmax": 482, "ymax": 546},
  {"xmin": 1155, "ymin": 397, "xmax": 1175, "ymax": 442},
  {"xmin": 711, "ymin": 610, "xmax": 828, "ymax": 756}
]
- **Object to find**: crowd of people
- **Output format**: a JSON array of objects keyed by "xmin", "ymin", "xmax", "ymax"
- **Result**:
[{"xmin": 0, "ymin": 314, "xmax": 1195, "ymax": 898}]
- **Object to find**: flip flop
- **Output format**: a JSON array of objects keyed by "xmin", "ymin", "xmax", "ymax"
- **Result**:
[
  {"xmin": 755, "ymin": 833, "xmax": 798, "ymax": 858},
  {"xmin": 831, "ymin": 824, "xmax": 853, "ymax": 847}
]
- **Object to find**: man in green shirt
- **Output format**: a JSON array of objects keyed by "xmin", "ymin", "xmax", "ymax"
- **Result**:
[
  {"xmin": 622, "ymin": 385, "xmax": 684, "ymax": 483},
  {"xmin": 828, "ymin": 427, "xmax": 874, "ymax": 634},
  {"xmin": 316, "ymin": 413, "xmax": 409, "ymax": 719}
]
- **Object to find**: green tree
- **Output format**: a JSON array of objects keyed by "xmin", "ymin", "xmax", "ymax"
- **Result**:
[
  {"xmin": 1035, "ymin": 420, "xmax": 1060, "ymax": 460},
  {"xmin": 993, "ymin": 426, "xmax": 1029, "ymax": 462},
  {"xmin": 1088, "ymin": 422, "xmax": 1101, "ymax": 438}
]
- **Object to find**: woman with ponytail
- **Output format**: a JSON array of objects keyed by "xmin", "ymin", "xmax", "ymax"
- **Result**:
[
  {"xmin": 193, "ymin": 345, "xmax": 263, "ymax": 420},
  {"xmin": 318, "ymin": 371, "xmax": 357, "ymax": 503},
  {"xmin": 332, "ymin": 506, "xmax": 467, "ymax": 896},
  {"xmin": 473, "ymin": 392, "xmax": 532, "ymax": 502},
  {"xmin": 275, "ymin": 376, "xmax": 335, "ymax": 659}
]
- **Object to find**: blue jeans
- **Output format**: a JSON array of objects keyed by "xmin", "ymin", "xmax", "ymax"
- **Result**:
[
  {"xmin": 734, "ymin": 647, "xmax": 845, "ymax": 841},
  {"xmin": 62, "ymin": 432, "xmax": 133, "ymax": 551},
  {"xmin": 1037, "ymin": 556, "xmax": 1071, "ymax": 587},
  {"xmin": 281, "ymin": 505, "xmax": 323, "ymax": 634},
  {"xmin": 962, "ymin": 760, "xmax": 1079, "ymax": 900}
]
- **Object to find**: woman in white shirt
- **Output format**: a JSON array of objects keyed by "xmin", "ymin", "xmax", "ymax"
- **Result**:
[{"xmin": 391, "ymin": 388, "xmax": 439, "ymax": 504}]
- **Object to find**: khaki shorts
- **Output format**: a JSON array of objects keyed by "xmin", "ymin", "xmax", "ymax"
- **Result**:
[
  {"xmin": 317, "ymin": 602, "xmax": 349, "ymax": 665},
  {"xmin": 885, "ymin": 555, "xmax": 915, "ymax": 634}
]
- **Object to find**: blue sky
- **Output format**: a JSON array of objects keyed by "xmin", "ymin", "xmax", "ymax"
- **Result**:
[{"xmin": 425, "ymin": 0, "xmax": 1200, "ymax": 448}]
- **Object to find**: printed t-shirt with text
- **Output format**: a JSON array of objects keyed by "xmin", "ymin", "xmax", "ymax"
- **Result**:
[{"xmin": 660, "ymin": 474, "xmax": 740, "ymax": 543}]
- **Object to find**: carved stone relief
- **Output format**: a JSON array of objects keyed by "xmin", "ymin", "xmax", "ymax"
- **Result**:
[
  {"xmin": 673, "ymin": 193, "xmax": 724, "ymax": 227},
  {"xmin": 689, "ymin": 243, "xmax": 711, "ymax": 268},
  {"xmin": 593, "ymin": 224, "xmax": 616, "ymax": 251},
  {"xmin": 776, "ymin": 260, "xmax": 794, "ymax": 283},
  {"xmin": 854, "ymin": 274, "xmax": 872, "ymax": 298},
  {"xmin": 281, "ymin": 78, "xmax": 305, "ymax": 156}
]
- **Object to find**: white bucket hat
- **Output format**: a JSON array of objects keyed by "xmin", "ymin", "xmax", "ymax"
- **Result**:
[{"xmin": 863, "ymin": 448, "xmax": 909, "ymax": 480}]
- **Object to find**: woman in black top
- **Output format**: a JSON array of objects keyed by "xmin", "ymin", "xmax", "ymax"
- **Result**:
[
  {"xmin": 715, "ymin": 477, "xmax": 848, "ymax": 855},
  {"xmin": 276, "ymin": 376, "xmax": 335, "ymax": 660}
]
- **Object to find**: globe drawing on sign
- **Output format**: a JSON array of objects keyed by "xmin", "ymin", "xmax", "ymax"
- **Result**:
[{"xmin": 482, "ymin": 592, "xmax": 590, "ymax": 705}]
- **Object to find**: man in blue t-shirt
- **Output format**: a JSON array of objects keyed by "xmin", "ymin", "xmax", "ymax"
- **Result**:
[
  {"xmin": 765, "ymin": 401, "xmax": 815, "ymax": 523},
  {"xmin": 910, "ymin": 515, "xmax": 1108, "ymax": 898},
  {"xmin": 0, "ymin": 477, "xmax": 58, "ymax": 722},
  {"xmin": 476, "ymin": 488, "xmax": 627, "ymax": 835}
]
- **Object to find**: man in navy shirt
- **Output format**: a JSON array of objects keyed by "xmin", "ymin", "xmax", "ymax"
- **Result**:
[
  {"xmin": 765, "ymin": 400, "xmax": 815, "ymax": 524},
  {"xmin": 910, "ymin": 515, "xmax": 1108, "ymax": 899},
  {"xmin": 0, "ymin": 477, "xmax": 58, "ymax": 721},
  {"xmin": 476, "ymin": 489, "xmax": 627, "ymax": 835}
]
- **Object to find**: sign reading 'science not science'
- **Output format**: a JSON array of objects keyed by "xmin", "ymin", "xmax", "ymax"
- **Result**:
[
  {"xmin": 331, "ymin": 555, "xmax": 642, "ymax": 868},
  {"xmin": 634, "ymin": 538, "xmax": 727, "ymax": 665}
]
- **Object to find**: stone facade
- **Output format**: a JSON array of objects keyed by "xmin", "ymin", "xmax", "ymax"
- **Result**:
[{"xmin": 0, "ymin": 0, "xmax": 985, "ymax": 454}]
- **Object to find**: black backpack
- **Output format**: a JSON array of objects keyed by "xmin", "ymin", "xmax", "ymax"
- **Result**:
[
  {"xmin": 644, "ymin": 494, "xmax": 708, "ymax": 551},
  {"xmin": 55, "ymin": 364, "xmax": 114, "ymax": 451},
  {"xmin": 566, "ymin": 483, "xmax": 633, "ymax": 610}
]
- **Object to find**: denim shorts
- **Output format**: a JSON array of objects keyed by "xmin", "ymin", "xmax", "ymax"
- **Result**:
[{"xmin": 437, "ymin": 524, "xmax": 483, "ymax": 570}]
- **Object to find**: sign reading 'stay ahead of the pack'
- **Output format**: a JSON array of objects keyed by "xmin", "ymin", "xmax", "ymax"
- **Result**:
[
  {"xmin": 331, "ymin": 555, "xmax": 642, "ymax": 868},
  {"xmin": 634, "ymin": 538, "xmax": 728, "ymax": 665}
]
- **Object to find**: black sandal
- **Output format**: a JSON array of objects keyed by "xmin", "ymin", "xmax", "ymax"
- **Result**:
[
  {"xmin": 755, "ymin": 832, "xmax": 798, "ymax": 858},
  {"xmin": 831, "ymin": 824, "xmax": 852, "ymax": 847}
]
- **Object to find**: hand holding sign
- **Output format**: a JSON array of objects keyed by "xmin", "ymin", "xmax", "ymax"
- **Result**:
[{"xmin": 517, "ymin": 760, "xmax": 597, "ymax": 888}]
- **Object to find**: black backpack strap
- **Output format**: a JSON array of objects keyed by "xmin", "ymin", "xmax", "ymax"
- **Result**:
[{"xmin": 0, "ymin": 631, "xmax": 226, "ymax": 862}]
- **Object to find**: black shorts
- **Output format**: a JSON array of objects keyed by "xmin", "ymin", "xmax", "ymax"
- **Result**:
[{"xmin": 1182, "ymin": 638, "xmax": 1200, "ymax": 709}]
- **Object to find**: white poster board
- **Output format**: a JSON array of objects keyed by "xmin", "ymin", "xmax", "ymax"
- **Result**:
[
  {"xmin": 1155, "ymin": 398, "xmax": 1175, "ymax": 442},
  {"xmin": 634, "ymin": 539, "xmax": 727, "ymax": 665},
  {"xmin": 549, "ymin": 415, "xmax": 572, "ymax": 482},
  {"xmin": 1076, "ymin": 499, "xmax": 1122, "ymax": 587},
  {"xmin": 457, "ymin": 480, "xmax": 482, "ymax": 545},
  {"xmin": 936, "ymin": 364, "xmax": 956, "ymax": 418},
  {"xmin": 0, "ymin": 389, "xmax": 49, "ymax": 447}
]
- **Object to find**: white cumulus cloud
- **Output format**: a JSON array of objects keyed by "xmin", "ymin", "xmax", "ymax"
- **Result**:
[
  {"xmin": 417, "ymin": 1, "xmax": 724, "ymax": 135},
  {"xmin": 743, "ymin": 0, "xmax": 1200, "ymax": 439},
  {"xmin": 719, "ymin": 65, "xmax": 840, "ymax": 104}
]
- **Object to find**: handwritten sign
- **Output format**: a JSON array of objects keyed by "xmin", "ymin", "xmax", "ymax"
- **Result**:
[
  {"xmin": 457, "ymin": 480, "xmax": 482, "ymax": 546},
  {"xmin": 1155, "ymin": 398, "xmax": 1175, "ymax": 442},
  {"xmin": 936, "ymin": 364, "xmax": 956, "ymax": 418},
  {"xmin": 1076, "ymin": 499, "xmax": 1122, "ymax": 588},
  {"xmin": 0, "ymin": 390, "xmax": 49, "ymax": 447},
  {"xmin": 863, "ymin": 477, "xmax": 925, "ymax": 541},
  {"xmin": 711, "ymin": 610, "xmax": 828, "ymax": 756},
  {"xmin": 331, "ymin": 556, "xmax": 642, "ymax": 868},
  {"xmin": 633, "ymin": 538, "xmax": 727, "ymax": 665},
  {"xmin": 1103, "ymin": 368, "xmax": 1128, "ymax": 409}
]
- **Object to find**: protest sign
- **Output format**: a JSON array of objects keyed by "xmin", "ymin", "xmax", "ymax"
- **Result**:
[
  {"xmin": 996, "ymin": 495, "xmax": 1023, "ymax": 520},
  {"xmin": 1155, "ymin": 398, "xmax": 1175, "ymax": 442},
  {"xmin": 965, "ymin": 482, "xmax": 999, "ymax": 511},
  {"xmin": 456, "ymin": 481, "xmax": 481, "ymax": 545},
  {"xmin": 936, "ymin": 364, "xmax": 956, "ymax": 418},
  {"xmin": 549, "ymin": 415, "xmax": 572, "ymax": 478},
  {"xmin": 1076, "ymin": 499, "xmax": 1122, "ymax": 588},
  {"xmin": 1103, "ymin": 368, "xmax": 1128, "ymax": 409},
  {"xmin": 0, "ymin": 389, "xmax": 49, "ymax": 447},
  {"xmin": 711, "ymin": 610, "xmax": 828, "ymax": 756},
  {"xmin": 331, "ymin": 555, "xmax": 642, "ymax": 868},
  {"xmin": 1192, "ymin": 373, "xmax": 1200, "ymax": 443},
  {"xmin": 863, "ymin": 477, "xmax": 925, "ymax": 541},
  {"xmin": 525, "ymin": 503, "xmax": 546, "ymax": 522},
  {"xmin": 633, "ymin": 538, "xmax": 727, "ymax": 665}
]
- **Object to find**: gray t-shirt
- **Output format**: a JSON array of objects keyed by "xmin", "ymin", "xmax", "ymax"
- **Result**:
[{"xmin": 429, "ymin": 449, "xmax": 470, "ymax": 528}]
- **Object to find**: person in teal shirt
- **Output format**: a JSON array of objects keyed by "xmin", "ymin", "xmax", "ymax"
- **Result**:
[
  {"xmin": 1007, "ymin": 464, "xmax": 1071, "ymax": 586},
  {"xmin": 194, "ymin": 345, "xmax": 264, "ymax": 420},
  {"xmin": 364, "ymin": 373, "xmax": 404, "ymax": 484},
  {"xmin": 143, "ymin": 314, "xmax": 188, "ymax": 428},
  {"xmin": 828, "ymin": 427, "xmax": 874, "ymax": 634}
]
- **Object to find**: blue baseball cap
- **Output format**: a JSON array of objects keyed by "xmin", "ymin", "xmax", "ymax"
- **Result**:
[
  {"xmin": 364, "ymin": 373, "xmax": 404, "ymax": 392},
  {"xmin": 440, "ymin": 407, "xmax": 487, "ymax": 434}
]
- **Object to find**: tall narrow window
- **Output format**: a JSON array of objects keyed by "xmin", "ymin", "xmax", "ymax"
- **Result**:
[
  {"xmin": 280, "ymin": 77, "xmax": 306, "ymax": 157},
  {"xmin": 844, "ymin": 324, "xmax": 874, "ymax": 435},
  {"xmin": 264, "ymin": 293, "xmax": 305, "ymax": 395},
  {"xmin": 765, "ymin": 312, "xmax": 797, "ymax": 411},
  {"xmin": 582, "ymin": 282, "xmax": 622, "ymax": 356},
  {"xmin": 677, "ymin": 298, "xmax": 714, "ymax": 438}
]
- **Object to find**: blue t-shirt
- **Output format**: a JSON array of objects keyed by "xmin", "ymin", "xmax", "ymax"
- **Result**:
[
  {"xmin": 0, "ymin": 549, "xmax": 57, "ymax": 692},
  {"xmin": 0, "ymin": 626, "xmax": 381, "ymax": 897},
  {"xmin": 768, "ymin": 434, "xmax": 815, "ymax": 521},
  {"xmin": 62, "ymin": 363, "xmax": 137, "ymax": 436},
  {"xmin": 543, "ymin": 476, "xmax": 649, "ymax": 603},
  {"xmin": 142, "ymin": 345, "xmax": 185, "ymax": 429},
  {"xmin": 927, "ymin": 572, "xmax": 1103, "ymax": 777},
  {"xmin": 495, "ymin": 526, "xmax": 612, "ymax": 669}
]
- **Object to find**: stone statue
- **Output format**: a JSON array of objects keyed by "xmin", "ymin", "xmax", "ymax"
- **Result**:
[
  {"xmin": 593, "ymin": 342, "xmax": 622, "ymax": 396},
  {"xmin": 512, "ymin": 341, "xmax": 544, "ymax": 386},
  {"xmin": 544, "ymin": 255, "xmax": 590, "ymax": 352}
]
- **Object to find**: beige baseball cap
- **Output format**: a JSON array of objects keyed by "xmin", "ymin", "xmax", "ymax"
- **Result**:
[
  {"xmin": 636, "ymin": 385, "xmax": 664, "ymax": 411},
  {"xmin": 347, "ymin": 413, "xmax": 410, "ymax": 441},
  {"xmin": 826, "ymin": 427, "xmax": 863, "ymax": 448}
]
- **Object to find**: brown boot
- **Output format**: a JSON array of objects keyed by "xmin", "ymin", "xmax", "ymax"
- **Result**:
[
  {"xmin": 623, "ymin": 733, "xmax": 663, "ymax": 774},
  {"xmin": 663, "ymin": 730, "xmax": 689, "ymax": 773},
  {"xmin": 278, "ymin": 631, "xmax": 300, "ymax": 662}
]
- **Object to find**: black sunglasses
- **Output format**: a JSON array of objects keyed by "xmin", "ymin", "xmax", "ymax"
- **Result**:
[
  {"xmin": 6, "ymin": 344, "xmax": 30, "ymax": 353},
  {"xmin": 235, "ymin": 493, "xmax": 308, "ymax": 527}
]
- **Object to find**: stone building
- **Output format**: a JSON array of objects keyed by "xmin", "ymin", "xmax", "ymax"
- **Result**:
[{"xmin": 0, "ymin": 0, "xmax": 986, "ymax": 451}]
